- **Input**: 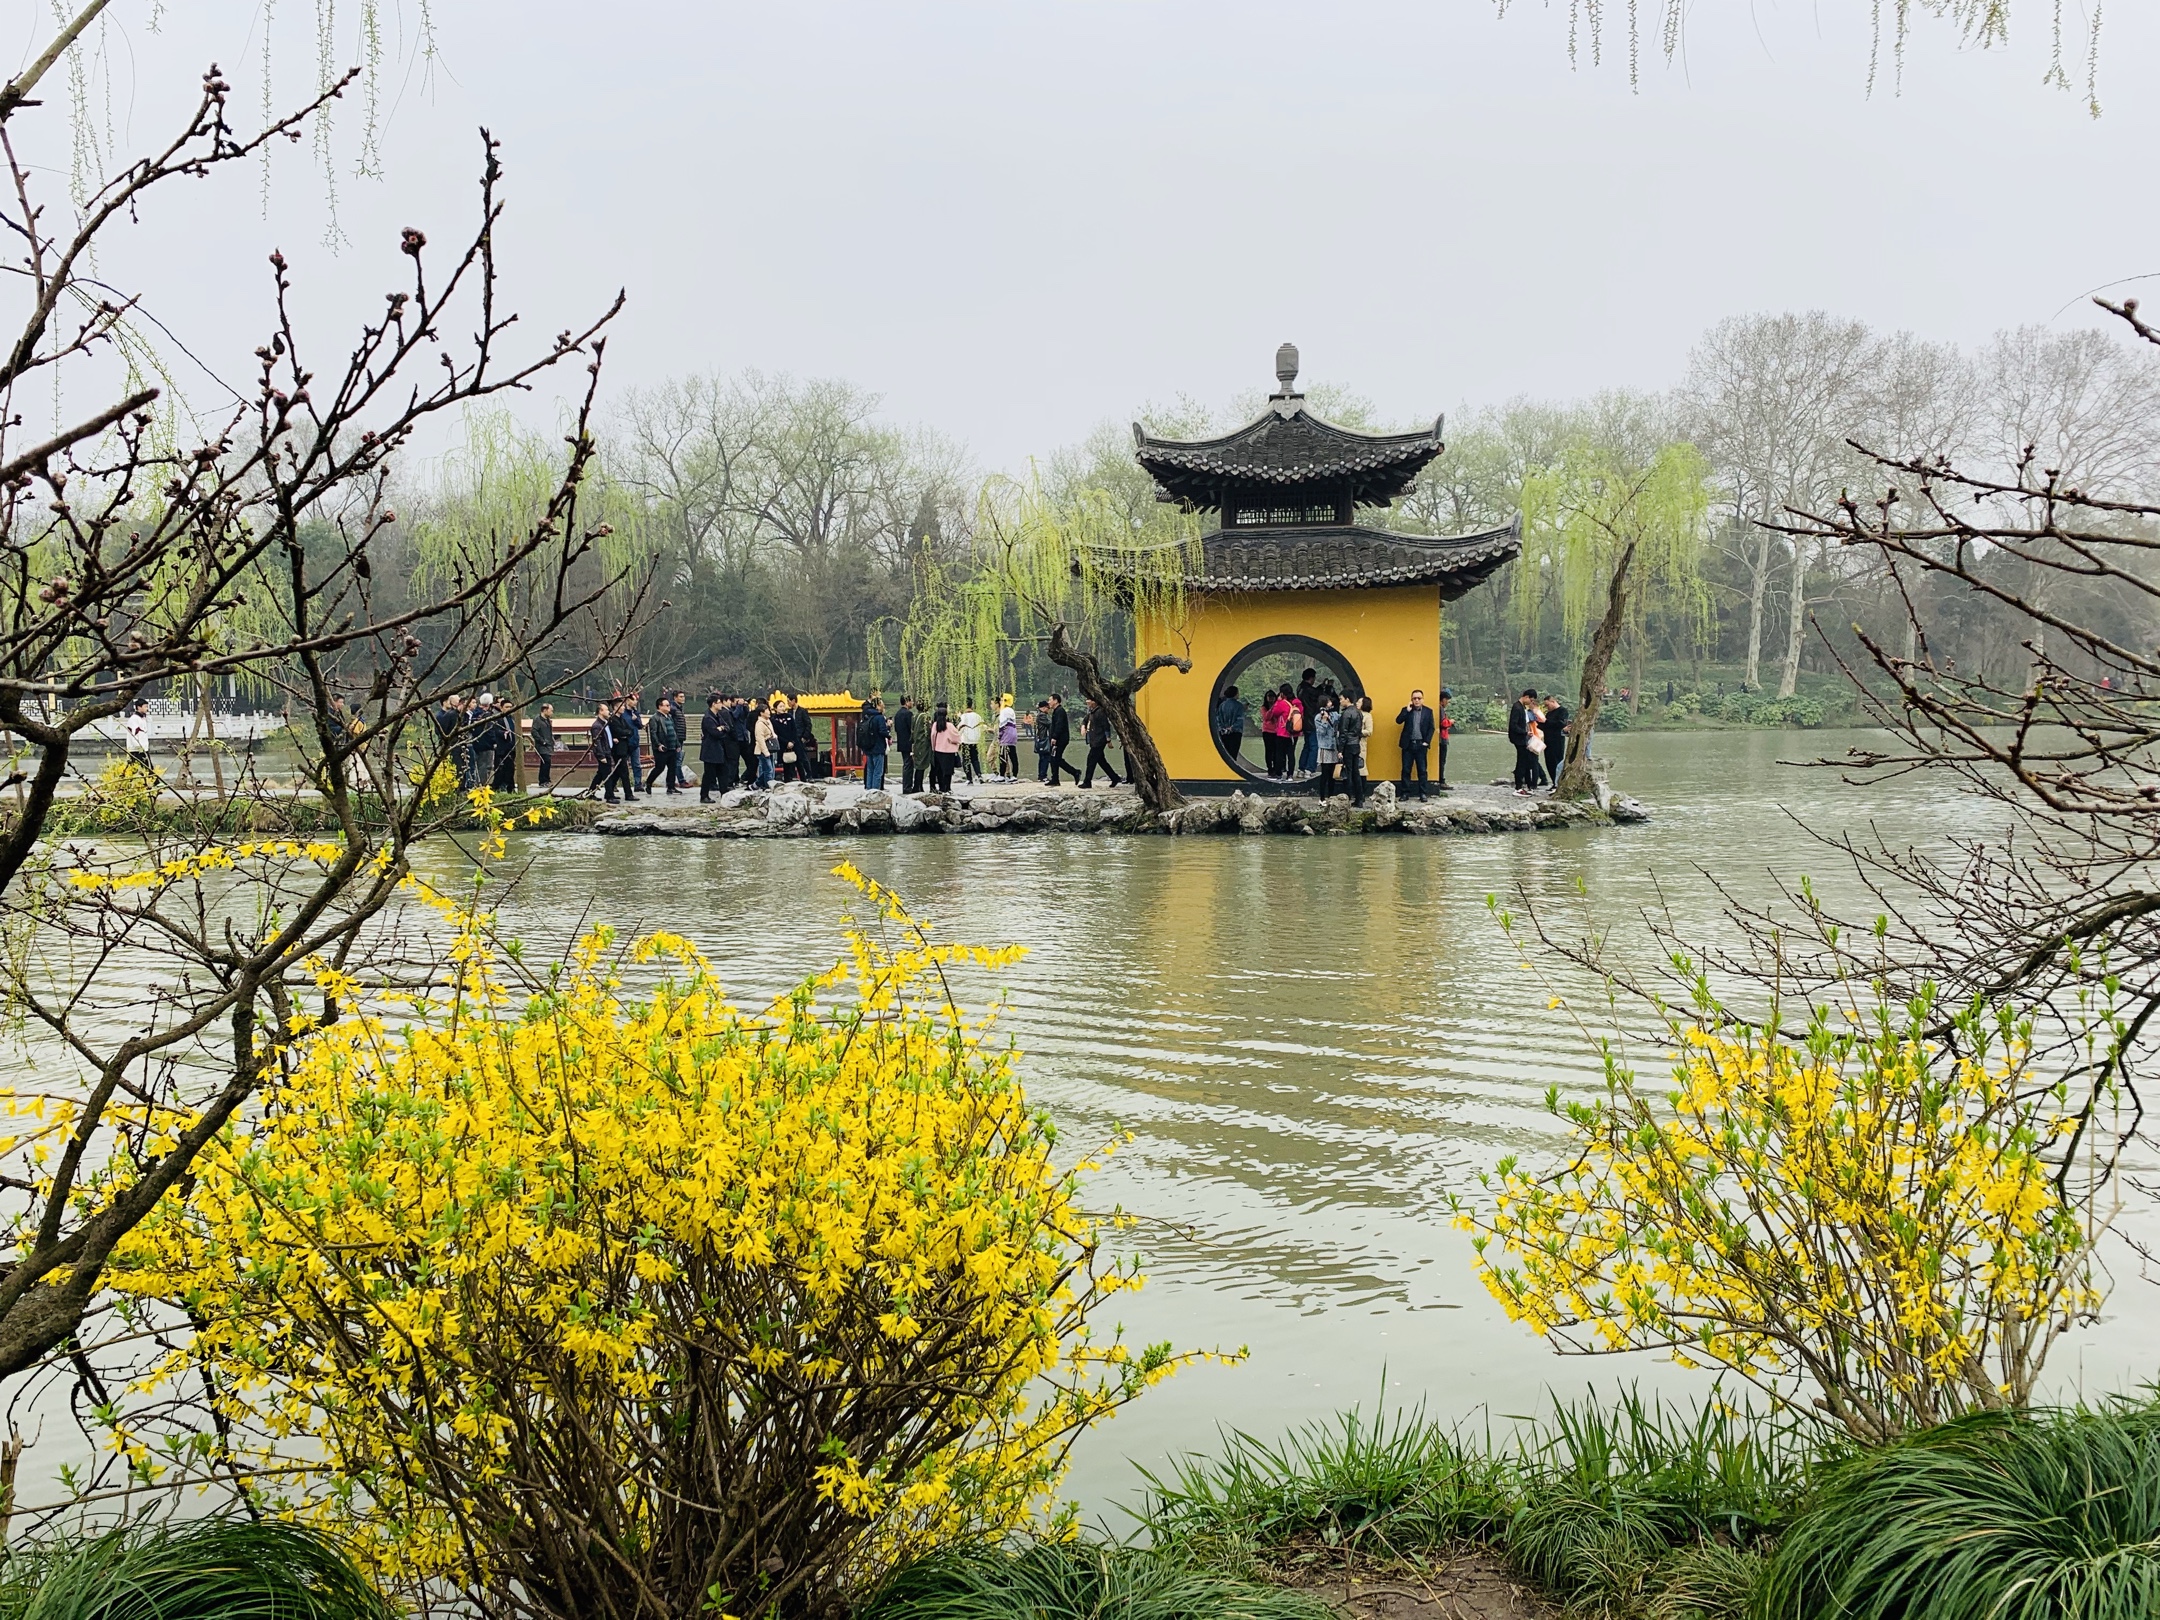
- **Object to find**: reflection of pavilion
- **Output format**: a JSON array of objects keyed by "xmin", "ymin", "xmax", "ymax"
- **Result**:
[{"xmin": 1131, "ymin": 344, "xmax": 1520, "ymax": 794}]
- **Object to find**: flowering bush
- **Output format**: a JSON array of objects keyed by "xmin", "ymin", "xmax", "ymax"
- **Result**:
[
  {"xmin": 109, "ymin": 864, "xmax": 1190, "ymax": 1619},
  {"xmin": 1457, "ymin": 990, "xmax": 2105, "ymax": 1443}
]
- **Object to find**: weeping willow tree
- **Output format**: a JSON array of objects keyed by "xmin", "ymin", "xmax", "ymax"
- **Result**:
[
  {"xmin": 892, "ymin": 474, "xmax": 1202, "ymax": 810},
  {"xmin": 408, "ymin": 413, "xmax": 652, "ymax": 700},
  {"xmin": 1499, "ymin": 0, "xmax": 2102, "ymax": 113},
  {"xmin": 1519, "ymin": 438, "xmax": 1711, "ymax": 797}
]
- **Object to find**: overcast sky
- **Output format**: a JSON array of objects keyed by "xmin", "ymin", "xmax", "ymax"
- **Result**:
[{"xmin": 16, "ymin": 1, "xmax": 2153, "ymax": 469}]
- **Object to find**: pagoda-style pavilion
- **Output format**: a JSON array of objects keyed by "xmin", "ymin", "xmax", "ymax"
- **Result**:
[{"xmin": 1129, "ymin": 343, "xmax": 1519, "ymax": 792}]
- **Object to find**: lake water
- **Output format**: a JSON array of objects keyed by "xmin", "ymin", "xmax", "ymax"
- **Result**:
[{"xmin": 404, "ymin": 726, "xmax": 2160, "ymax": 1519}]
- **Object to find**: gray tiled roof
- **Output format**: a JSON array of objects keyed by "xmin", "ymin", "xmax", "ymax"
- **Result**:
[
  {"xmin": 1087, "ymin": 517, "xmax": 1522, "ymax": 599},
  {"xmin": 1134, "ymin": 405, "xmax": 1446, "ymax": 509}
]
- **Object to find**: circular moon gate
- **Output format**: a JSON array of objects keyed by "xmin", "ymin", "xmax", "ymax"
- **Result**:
[{"xmin": 1208, "ymin": 633, "xmax": 1364, "ymax": 784}]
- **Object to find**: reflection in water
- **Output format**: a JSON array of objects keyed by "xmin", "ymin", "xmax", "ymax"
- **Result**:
[{"xmin": 331, "ymin": 729, "xmax": 2160, "ymax": 1510}]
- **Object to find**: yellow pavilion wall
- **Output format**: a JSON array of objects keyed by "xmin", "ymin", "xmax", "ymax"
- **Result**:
[{"xmin": 1135, "ymin": 584, "xmax": 1443, "ymax": 787}]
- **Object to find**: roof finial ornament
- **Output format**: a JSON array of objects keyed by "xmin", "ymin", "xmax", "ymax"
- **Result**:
[{"xmin": 1275, "ymin": 341, "xmax": 1300, "ymax": 394}]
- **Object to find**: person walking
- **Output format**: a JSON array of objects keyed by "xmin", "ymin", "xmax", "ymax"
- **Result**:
[
  {"xmin": 642, "ymin": 698, "xmax": 679, "ymax": 794},
  {"xmin": 1079, "ymin": 696, "xmax": 1122, "ymax": 788},
  {"xmin": 120, "ymin": 699, "xmax": 155, "ymax": 778},
  {"xmin": 1541, "ymin": 695, "xmax": 1571, "ymax": 788},
  {"xmin": 699, "ymin": 695, "xmax": 729, "ymax": 802},
  {"xmin": 603, "ymin": 698, "xmax": 640, "ymax": 801},
  {"xmin": 1508, "ymin": 688, "xmax": 1540, "ymax": 791},
  {"xmin": 668, "ymin": 691, "xmax": 691, "ymax": 790},
  {"xmin": 894, "ymin": 697, "xmax": 920, "ymax": 794},
  {"xmin": 1045, "ymin": 693, "xmax": 1077, "ymax": 786},
  {"xmin": 1396, "ymin": 689, "xmax": 1436, "ymax": 800},
  {"xmin": 531, "ymin": 703, "xmax": 556, "ymax": 792},
  {"xmin": 589, "ymin": 700, "xmax": 621, "ymax": 802},
  {"xmin": 1214, "ymin": 685, "xmax": 1247, "ymax": 766},
  {"xmin": 1313, "ymin": 698, "xmax": 1339, "ymax": 797},
  {"xmin": 928, "ymin": 703, "xmax": 961, "ymax": 793},
  {"xmin": 858, "ymin": 696, "xmax": 890, "ymax": 792},
  {"xmin": 1032, "ymin": 697, "xmax": 1055, "ymax": 783},
  {"xmin": 996, "ymin": 695, "xmax": 1020, "ymax": 779},
  {"xmin": 956, "ymin": 702, "xmax": 984, "ymax": 785}
]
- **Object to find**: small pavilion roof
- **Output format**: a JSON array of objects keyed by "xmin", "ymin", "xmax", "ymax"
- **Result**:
[
  {"xmin": 1133, "ymin": 405, "xmax": 1446, "ymax": 511},
  {"xmin": 1084, "ymin": 516, "xmax": 1521, "ymax": 600}
]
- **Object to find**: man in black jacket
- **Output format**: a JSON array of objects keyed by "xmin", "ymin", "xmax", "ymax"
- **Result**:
[
  {"xmin": 1395, "ymin": 689, "xmax": 1436, "ymax": 800},
  {"xmin": 1541, "ymin": 695, "xmax": 1571, "ymax": 788},
  {"xmin": 589, "ymin": 700, "xmax": 619, "ymax": 801},
  {"xmin": 1507, "ymin": 687, "xmax": 1540, "ymax": 790},
  {"xmin": 894, "ymin": 697, "xmax": 920, "ymax": 794},
  {"xmin": 1044, "ymin": 693, "xmax": 1077, "ymax": 786},
  {"xmin": 1079, "ymin": 696, "xmax": 1122, "ymax": 788},
  {"xmin": 728, "ymin": 695, "xmax": 754, "ymax": 790},
  {"xmin": 606, "ymin": 698, "xmax": 640, "ymax": 802},
  {"xmin": 699, "ymin": 695, "xmax": 729, "ymax": 802},
  {"xmin": 643, "ymin": 698, "xmax": 680, "ymax": 794},
  {"xmin": 857, "ymin": 697, "xmax": 891, "ymax": 792}
]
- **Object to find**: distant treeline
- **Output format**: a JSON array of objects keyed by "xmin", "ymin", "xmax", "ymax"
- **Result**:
[{"xmin": 323, "ymin": 313, "xmax": 2160, "ymax": 714}]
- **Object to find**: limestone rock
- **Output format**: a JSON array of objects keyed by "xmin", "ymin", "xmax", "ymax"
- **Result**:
[{"xmin": 889, "ymin": 793, "xmax": 941, "ymax": 832}]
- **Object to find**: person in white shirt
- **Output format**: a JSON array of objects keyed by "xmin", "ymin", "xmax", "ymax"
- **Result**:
[
  {"xmin": 122, "ymin": 700, "xmax": 154, "ymax": 777},
  {"xmin": 957, "ymin": 703, "xmax": 984, "ymax": 785}
]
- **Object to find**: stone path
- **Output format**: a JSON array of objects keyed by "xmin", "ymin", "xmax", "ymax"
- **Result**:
[{"xmin": 588, "ymin": 777, "xmax": 1648, "ymax": 839}]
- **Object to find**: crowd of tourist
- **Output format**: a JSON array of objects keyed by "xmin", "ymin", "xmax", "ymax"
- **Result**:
[{"xmin": 420, "ymin": 676, "xmax": 1579, "ymax": 805}]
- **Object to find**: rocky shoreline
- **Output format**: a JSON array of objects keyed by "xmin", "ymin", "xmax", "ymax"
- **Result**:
[{"xmin": 587, "ymin": 777, "xmax": 1648, "ymax": 839}]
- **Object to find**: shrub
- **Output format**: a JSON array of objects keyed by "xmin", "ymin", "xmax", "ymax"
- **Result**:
[
  {"xmin": 1717, "ymin": 692, "xmax": 1759, "ymax": 722},
  {"xmin": 0, "ymin": 1520, "xmax": 390, "ymax": 1620},
  {"xmin": 1757, "ymin": 1403, "xmax": 2160, "ymax": 1620},
  {"xmin": 112, "ymin": 865, "xmax": 1190, "ymax": 1620},
  {"xmin": 1481, "ymin": 700, "xmax": 1509, "ymax": 731},
  {"xmin": 1599, "ymin": 702, "xmax": 1633, "ymax": 731},
  {"xmin": 1670, "ymin": 691, "xmax": 1704, "ymax": 717},
  {"xmin": 1458, "ymin": 987, "xmax": 2104, "ymax": 1442},
  {"xmin": 861, "ymin": 1540, "xmax": 1333, "ymax": 1620}
]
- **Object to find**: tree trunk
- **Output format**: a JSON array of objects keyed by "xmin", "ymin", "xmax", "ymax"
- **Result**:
[
  {"xmin": 1046, "ymin": 622, "xmax": 1189, "ymax": 812},
  {"xmin": 1555, "ymin": 539, "xmax": 1639, "ymax": 800},
  {"xmin": 1743, "ymin": 523, "xmax": 1772, "ymax": 692},
  {"xmin": 1776, "ymin": 538, "xmax": 1809, "ymax": 699}
]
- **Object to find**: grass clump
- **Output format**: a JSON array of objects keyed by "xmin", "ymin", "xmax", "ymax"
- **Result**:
[
  {"xmin": 1757, "ymin": 1401, "xmax": 2160, "ymax": 1620},
  {"xmin": 1135, "ymin": 1389, "xmax": 1813, "ymax": 1619},
  {"xmin": 1134, "ymin": 1404, "xmax": 1514, "ymax": 1563},
  {"xmin": 859, "ymin": 1539, "xmax": 1333, "ymax": 1620},
  {"xmin": 0, "ymin": 1519, "xmax": 391, "ymax": 1620},
  {"xmin": 1502, "ymin": 1392, "xmax": 1809, "ymax": 1618}
]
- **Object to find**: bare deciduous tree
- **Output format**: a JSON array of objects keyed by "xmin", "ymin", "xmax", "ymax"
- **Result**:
[{"xmin": 0, "ymin": 44, "xmax": 637, "ymax": 1384}]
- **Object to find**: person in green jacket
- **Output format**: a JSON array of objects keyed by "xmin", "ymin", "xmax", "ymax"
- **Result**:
[
  {"xmin": 530, "ymin": 704, "xmax": 556, "ymax": 792},
  {"xmin": 908, "ymin": 700, "xmax": 935, "ymax": 794}
]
